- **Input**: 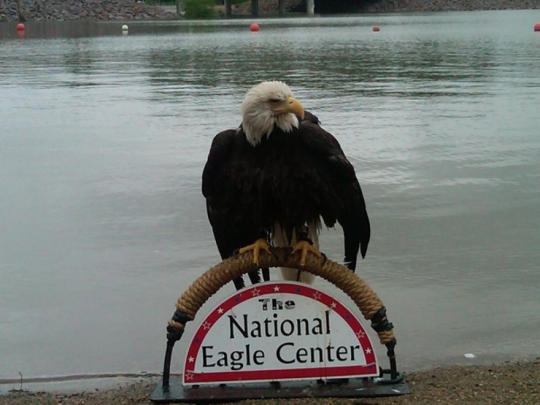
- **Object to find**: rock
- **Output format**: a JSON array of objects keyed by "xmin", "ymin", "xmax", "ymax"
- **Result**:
[
  {"xmin": 1, "ymin": 0, "xmax": 539, "ymax": 21},
  {"xmin": 235, "ymin": 0, "xmax": 304, "ymax": 14},
  {"xmin": 357, "ymin": 0, "xmax": 540, "ymax": 12},
  {"xmin": 0, "ymin": 0, "xmax": 178, "ymax": 21}
]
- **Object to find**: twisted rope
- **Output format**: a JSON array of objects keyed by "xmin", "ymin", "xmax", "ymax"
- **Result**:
[{"xmin": 168, "ymin": 248, "xmax": 395, "ymax": 346}]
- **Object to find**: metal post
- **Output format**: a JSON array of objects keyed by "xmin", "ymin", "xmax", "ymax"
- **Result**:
[
  {"xmin": 162, "ymin": 340, "xmax": 175, "ymax": 388},
  {"xmin": 306, "ymin": 0, "xmax": 314, "ymax": 16},
  {"xmin": 251, "ymin": 0, "xmax": 258, "ymax": 17},
  {"xmin": 278, "ymin": 0, "xmax": 286, "ymax": 16},
  {"xmin": 225, "ymin": 0, "xmax": 232, "ymax": 17}
]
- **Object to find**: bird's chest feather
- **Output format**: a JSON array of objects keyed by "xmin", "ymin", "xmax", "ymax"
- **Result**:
[
  {"xmin": 210, "ymin": 130, "xmax": 339, "ymax": 228},
  {"xmin": 222, "ymin": 134, "xmax": 326, "ymax": 216},
  {"xmin": 231, "ymin": 134, "xmax": 314, "ymax": 191}
]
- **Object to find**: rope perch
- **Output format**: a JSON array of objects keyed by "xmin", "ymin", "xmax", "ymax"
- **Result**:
[{"xmin": 168, "ymin": 248, "xmax": 395, "ymax": 346}]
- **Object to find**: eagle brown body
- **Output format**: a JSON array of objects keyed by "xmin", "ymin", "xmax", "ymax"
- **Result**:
[{"xmin": 202, "ymin": 81, "xmax": 370, "ymax": 289}]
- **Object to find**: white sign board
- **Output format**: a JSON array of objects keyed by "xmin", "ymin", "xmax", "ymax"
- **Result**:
[{"xmin": 183, "ymin": 281, "xmax": 379, "ymax": 385}]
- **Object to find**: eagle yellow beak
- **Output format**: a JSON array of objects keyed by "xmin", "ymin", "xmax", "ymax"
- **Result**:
[
  {"xmin": 285, "ymin": 96, "xmax": 305, "ymax": 120},
  {"xmin": 272, "ymin": 97, "xmax": 305, "ymax": 120}
]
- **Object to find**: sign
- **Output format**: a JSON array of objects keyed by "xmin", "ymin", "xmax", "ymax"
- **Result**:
[{"xmin": 182, "ymin": 281, "xmax": 379, "ymax": 385}]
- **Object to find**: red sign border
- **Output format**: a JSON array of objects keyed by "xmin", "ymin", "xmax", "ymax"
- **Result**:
[{"xmin": 183, "ymin": 281, "xmax": 378, "ymax": 384}]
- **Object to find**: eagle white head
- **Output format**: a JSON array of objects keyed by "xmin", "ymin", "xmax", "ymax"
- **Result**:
[{"xmin": 241, "ymin": 81, "xmax": 305, "ymax": 146}]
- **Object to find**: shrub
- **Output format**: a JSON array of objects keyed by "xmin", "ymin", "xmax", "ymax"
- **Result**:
[{"xmin": 184, "ymin": 0, "xmax": 217, "ymax": 19}]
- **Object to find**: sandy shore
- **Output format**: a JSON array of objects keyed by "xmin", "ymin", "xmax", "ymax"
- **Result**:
[{"xmin": 1, "ymin": 360, "xmax": 538, "ymax": 405}]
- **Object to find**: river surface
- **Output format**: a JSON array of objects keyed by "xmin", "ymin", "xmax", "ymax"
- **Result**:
[{"xmin": 1, "ymin": 10, "xmax": 539, "ymax": 390}]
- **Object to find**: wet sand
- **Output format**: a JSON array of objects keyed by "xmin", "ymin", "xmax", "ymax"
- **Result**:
[{"xmin": 1, "ymin": 360, "xmax": 538, "ymax": 405}]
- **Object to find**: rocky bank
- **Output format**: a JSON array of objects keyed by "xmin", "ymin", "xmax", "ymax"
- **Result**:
[
  {"xmin": 359, "ymin": 0, "xmax": 540, "ymax": 13},
  {"xmin": 2, "ymin": 0, "xmax": 540, "ymax": 23},
  {"xmin": 236, "ymin": 0, "xmax": 540, "ymax": 14},
  {"xmin": 0, "ymin": 360, "xmax": 539, "ymax": 405},
  {"xmin": 0, "ymin": 0, "xmax": 176, "ymax": 22}
]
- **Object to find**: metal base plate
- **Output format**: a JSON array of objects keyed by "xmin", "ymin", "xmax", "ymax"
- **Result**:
[{"xmin": 150, "ymin": 376, "xmax": 410, "ymax": 403}]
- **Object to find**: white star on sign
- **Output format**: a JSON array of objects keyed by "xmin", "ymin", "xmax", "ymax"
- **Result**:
[
  {"xmin": 202, "ymin": 321, "xmax": 212, "ymax": 330},
  {"xmin": 365, "ymin": 348, "xmax": 372, "ymax": 354},
  {"xmin": 313, "ymin": 291, "xmax": 322, "ymax": 300},
  {"xmin": 188, "ymin": 356, "xmax": 194, "ymax": 362},
  {"xmin": 274, "ymin": 286, "xmax": 280, "ymax": 292},
  {"xmin": 217, "ymin": 308, "xmax": 224, "ymax": 314},
  {"xmin": 252, "ymin": 287, "xmax": 260, "ymax": 296},
  {"xmin": 330, "ymin": 302, "xmax": 337, "ymax": 309},
  {"xmin": 356, "ymin": 331, "xmax": 366, "ymax": 339},
  {"xmin": 185, "ymin": 371, "xmax": 195, "ymax": 380}
]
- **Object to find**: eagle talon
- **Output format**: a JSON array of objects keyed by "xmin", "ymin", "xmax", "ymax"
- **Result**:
[
  {"xmin": 238, "ymin": 238, "xmax": 272, "ymax": 267},
  {"xmin": 291, "ymin": 239, "xmax": 323, "ymax": 268}
]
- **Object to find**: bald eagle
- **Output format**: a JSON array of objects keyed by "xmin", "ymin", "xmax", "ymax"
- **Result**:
[{"xmin": 202, "ymin": 81, "xmax": 370, "ymax": 290}]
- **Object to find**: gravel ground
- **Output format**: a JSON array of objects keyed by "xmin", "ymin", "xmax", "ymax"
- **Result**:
[{"xmin": 1, "ymin": 360, "xmax": 538, "ymax": 405}]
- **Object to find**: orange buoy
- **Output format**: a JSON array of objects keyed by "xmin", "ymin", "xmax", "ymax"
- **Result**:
[
  {"xmin": 534, "ymin": 22, "xmax": 540, "ymax": 32},
  {"xmin": 250, "ymin": 23, "xmax": 260, "ymax": 32},
  {"xmin": 373, "ymin": 25, "xmax": 380, "ymax": 32},
  {"xmin": 16, "ymin": 23, "xmax": 25, "ymax": 31}
]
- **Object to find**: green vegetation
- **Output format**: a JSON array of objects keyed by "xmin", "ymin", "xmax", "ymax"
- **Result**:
[
  {"xmin": 144, "ymin": 0, "xmax": 176, "ymax": 5},
  {"xmin": 213, "ymin": 0, "xmax": 249, "ymax": 4},
  {"xmin": 184, "ymin": 0, "xmax": 217, "ymax": 18},
  {"xmin": 142, "ymin": 0, "xmax": 250, "ymax": 19}
]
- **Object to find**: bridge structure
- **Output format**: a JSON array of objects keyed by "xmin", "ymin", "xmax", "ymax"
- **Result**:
[{"xmin": 176, "ymin": 0, "xmax": 316, "ymax": 17}]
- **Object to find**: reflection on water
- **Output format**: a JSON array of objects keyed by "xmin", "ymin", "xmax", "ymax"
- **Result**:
[{"xmin": 1, "ymin": 10, "xmax": 540, "ymax": 387}]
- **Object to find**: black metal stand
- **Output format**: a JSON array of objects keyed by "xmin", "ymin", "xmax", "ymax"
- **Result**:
[
  {"xmin": 151, "ymin": 309, "xmax": 408, "ymax": 403},
  {"xmin": 152, "ymin": 371, "xmax": 409, "ymax": 403}
]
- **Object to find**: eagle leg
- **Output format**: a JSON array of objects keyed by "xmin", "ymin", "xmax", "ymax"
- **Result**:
[
  {"xmin": 291, "ymin": 227, "xmax": 322, "ymax": 268},
  {"xmin": 237, "ymin": 238, "xmax": 272, "ymax": 267}
]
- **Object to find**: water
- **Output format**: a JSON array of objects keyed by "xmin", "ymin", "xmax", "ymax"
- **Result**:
[{"xmin": 1, "ymin": 10, "xmax": 540, "ymax": 389}]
